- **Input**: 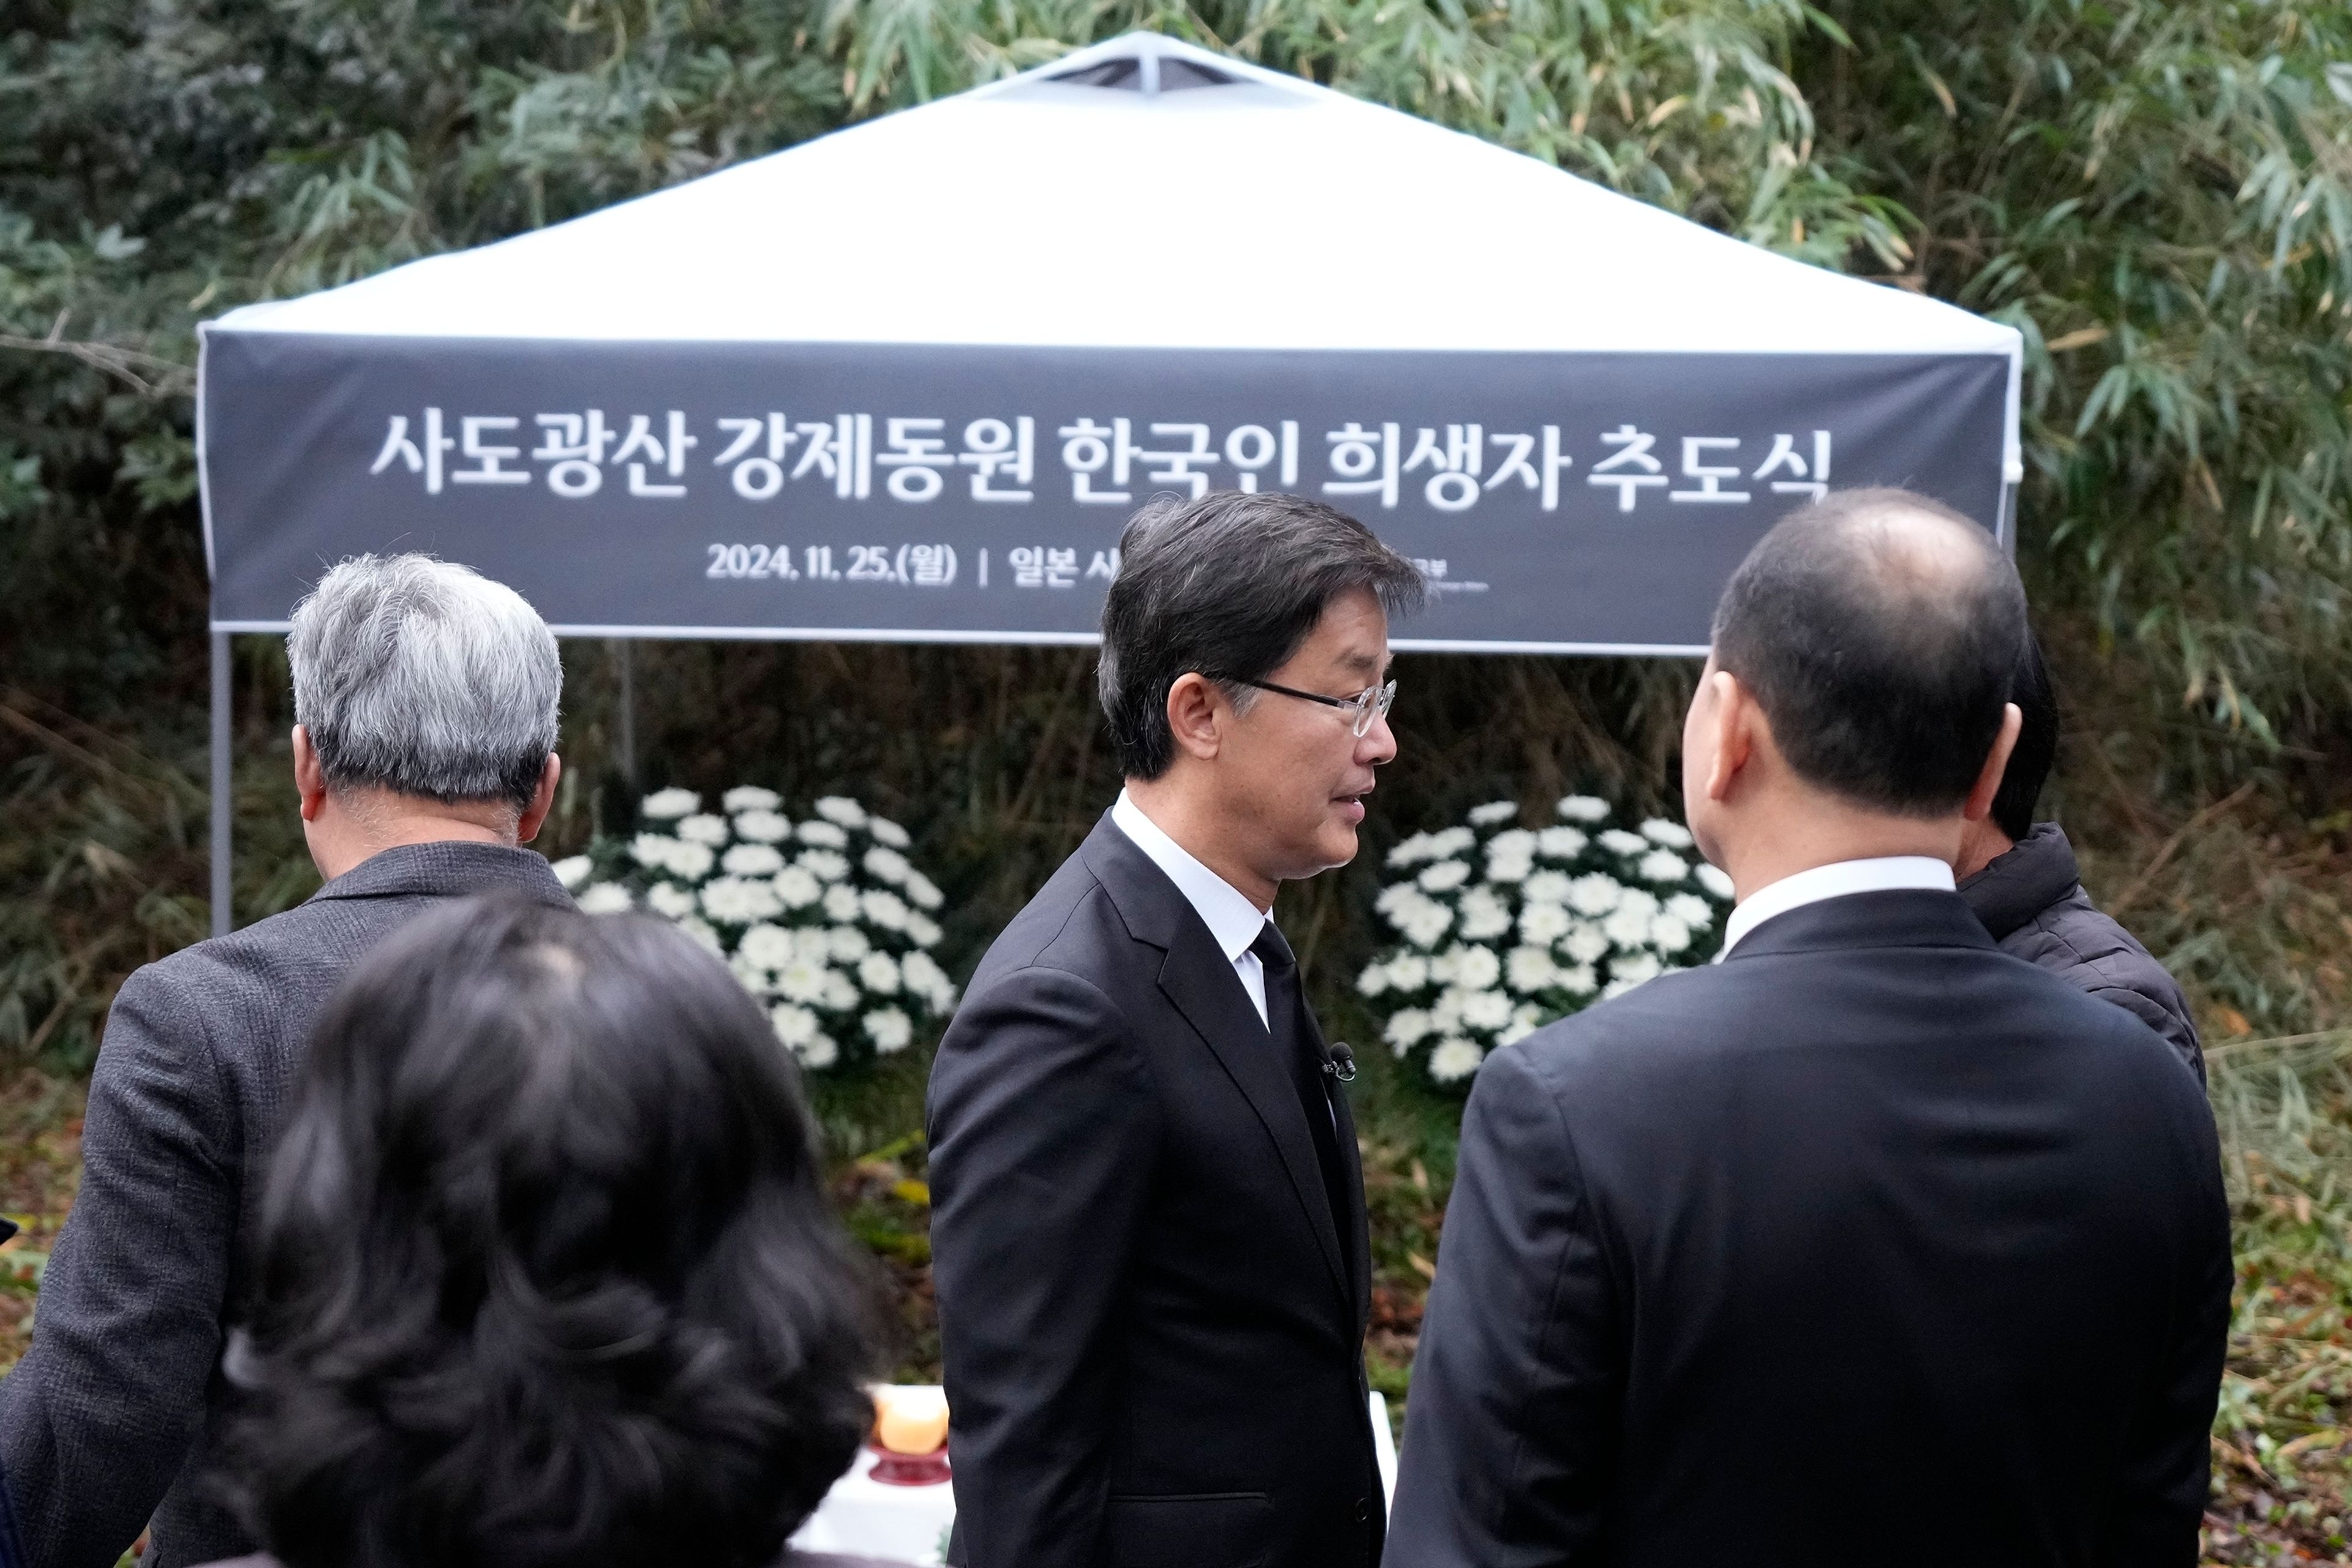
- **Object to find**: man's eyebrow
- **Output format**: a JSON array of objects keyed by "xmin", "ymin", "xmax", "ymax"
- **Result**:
[{"xmin": 1338, "ymin": 647, "xmax": 1385, "ymax": 674}]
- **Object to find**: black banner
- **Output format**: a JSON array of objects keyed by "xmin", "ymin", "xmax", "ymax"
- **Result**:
[{"xmin": 200, "ymin": 334, "xmax": 2011, "ymax": 651}]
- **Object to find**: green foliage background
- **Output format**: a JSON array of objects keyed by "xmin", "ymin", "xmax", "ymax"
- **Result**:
[{"xmin": 4, "ymin": 0, "xmax": 2352, "ymax": 1554}]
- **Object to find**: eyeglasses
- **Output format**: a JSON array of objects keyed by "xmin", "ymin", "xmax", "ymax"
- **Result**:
[{"xmin": 1225, "ymin": 676, "xmax": 1398, "ymax": 737}]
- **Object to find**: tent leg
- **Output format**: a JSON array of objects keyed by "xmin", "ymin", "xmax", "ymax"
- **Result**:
[
  {"xmin": 209, "ymin": 630, "xmax": 233, "ymax": 938},
  {"xmin": 612, "ymin": 639, "xmax": 638, "ymax": 792}
]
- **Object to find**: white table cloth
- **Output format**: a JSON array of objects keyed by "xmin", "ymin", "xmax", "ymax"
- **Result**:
[{"xmin": 792, "ymin": 1388, "xmax": 1398, "ymax": 1566}]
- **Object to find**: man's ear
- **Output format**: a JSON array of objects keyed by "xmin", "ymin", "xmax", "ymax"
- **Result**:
[
  {"xmin": 516, "ymin": 754, "xmax": 562, "ymax": 845},
  {"xmin": 1163, "ymin": 674, "xmax": 1225, "ymax": 764},
  {"xmin": 291, "ymin": 725, "xmax": 330, "ymax": 823},
  {"xmin": 1702, "ymin": 669, "xmax": 1755, "ymax": 804},
  {"xmin": 1961, "ymin": 703, "xmax": 2023, "ymax": 824}
]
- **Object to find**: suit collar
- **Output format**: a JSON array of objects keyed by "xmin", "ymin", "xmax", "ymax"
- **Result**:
[
  {"xmin": 1109, "ymin": 790, "xmax": 1269, "ymax": 963},
  {"xmin": 1724, "ymin": 886, "xmax": 1999, "ymax": 963},
  {"xmin": 309, "ymin": 840, "xmax": 575, "ymax": 907},
  {"xmin": 1721, "ymin": 856, "xmax": 1954, "ymax": 958},
  {"xmin": 1079, "ymin": 812, "xmax": 1357, "ymax": 1316}
]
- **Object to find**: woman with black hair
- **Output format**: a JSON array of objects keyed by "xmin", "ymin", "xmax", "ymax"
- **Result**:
[{"xmin": 196, "ymin": 895, "xmax": 894, "ymax": 1568}]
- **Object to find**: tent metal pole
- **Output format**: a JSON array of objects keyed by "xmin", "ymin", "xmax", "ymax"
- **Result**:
[{"xmin": 209, "ymin": 630, "xmax": 232, "ymax": 937}]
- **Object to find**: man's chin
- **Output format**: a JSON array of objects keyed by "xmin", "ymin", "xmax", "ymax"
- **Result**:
[{"xmin": 1317, "ymin": 823, "xmax": 1362, "ymax": 869}]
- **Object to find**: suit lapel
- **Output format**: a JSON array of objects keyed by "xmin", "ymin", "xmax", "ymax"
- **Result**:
[
  {"xmin": 1082, "ymin": 817, "xmax": 1354, "ymax": 1315},
  {"xmin": 1300, "ymin": 1002, "xmax": 1373, "ymax": 1334}
]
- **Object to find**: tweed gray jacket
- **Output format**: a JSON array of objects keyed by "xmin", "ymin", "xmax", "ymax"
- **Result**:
[
  {"xmin": 0, "ymin": 842, "xmax": 573, "ymax": 1568},
  {"xmin": 1958, "ymin": 821, "xmax": 2205, "ymax": 1085}
]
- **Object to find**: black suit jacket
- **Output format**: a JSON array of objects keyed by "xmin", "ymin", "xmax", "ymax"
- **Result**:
[
  {"xmin": 1387, "ymin": 889, "xmax": 2230, "ymax": 1568},
  {"xmin": 0, "ymin": 843, "xmax": 573, "ymax": 1568},
  {"xmin": 927, "ymin": 814, "xmax": 1384, "ymax": 1568}
]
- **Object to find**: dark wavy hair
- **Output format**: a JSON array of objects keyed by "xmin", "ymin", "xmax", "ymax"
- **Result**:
[{"xmin": 216, "ymin": 895, "xmax": 885, "ymax": 1568}]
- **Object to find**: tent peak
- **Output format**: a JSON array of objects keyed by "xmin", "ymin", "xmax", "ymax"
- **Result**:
[{"xmin": 972, "ymin": 31, "xmax": 1317, "ymax": 104}]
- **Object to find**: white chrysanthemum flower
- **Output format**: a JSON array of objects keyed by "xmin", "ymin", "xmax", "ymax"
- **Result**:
[
  {"xmin": 1520, "ymin": 902, "xmax": 1573, "ymax": 945},
  {"xmin": 1418, "ymin": 859, "xmax": 1472, "ymax": 894},
  {"xmin": 630, "ymin": 832, "xmax": 683, "ymax": 870},
  {"xmin": 677, "ymin": 917, "xmax": 723, "ymax": 956},
  {"xmin": 865, "ymin": 1008, "xmax": 914, "ymax": 1054},
  {"xmin": 1638, "ymin": 849, "xmax": 1689, "ymax": 884},
  {"xmin": 814, "ymin": 796, "xmax": 867, "ymax": 828},
  {"xmin": 776, "ymin": 957, "xmax": 828, "ymax": 1004},
  {"xmin": 647, "ymin": 881, "xmax": 698, "ymax": 919},
  {"xmin": 739, "ymin": 924, "xmax": 796, "ymax": 969},
  {"xmin": 1537, "ymin": 826, "xmax": 1588, "ymax": 859},
  {"xmin": 822, "ymin": 884, "xmax": 861, "ymax": 923},
  {"xmin": 1506, "ymin": 945, "xmax": 1559, "ymax": 994},
  {"xmin": 1428, "ymin": 948, "xmax": 1461, "ymax": 986},
  {"xmin": 551, "ymin": 855, "xmax": 592, "ymax": 890},
  {"xmin": 863, "ymin": 846, "xmax": 911, "ymax": 884},
  {"xmin": 1430, "ymin": 989, "xmax": 1465, "ymax": 1031},
  {"xmin": 1599, "ymin": 828, "xmax": 1650, "ymax": 857},
  {"xmin": 1614, "ymin": 951, "xmax": 1664, "ymax": 987},
  {"xmin": 1556, "ymin": 794, "xmax": 1610, "ymax": 823},
  {"xmin": 1428, "ymin": 1036, "xmax": 1486, "ymax": 1083},
  {"xmin": 701, "ymin": 876, "xmax": 780, "ymax": 924},
  {"xmin": 796, "ymin": 820, "xmax": 850, "ymax": 849},
  {"xmin": 734, "ymin": 809, "xmax": 792, "ymax": 843},
  {"xmin": 1498, "ymin": 1019, "xmax": 1539, "ymax": 1047},
  {"xmin": 862, "ymin": 889, "xmax": 911, "ymax": 931},
  {"xmin": 1378, "ymin": 885, "xmax": 1434, "ymax": 932},
  {"xmin": 1618, "ymin": 887, "xmax": 1661, "ymax": 922},
  {"xmin": 1666, "ymin": 892, "xmax": 1715, "ymax": 927},
  {"xmin": 1448, "ymin": 944, "xmax": 1502, "ymax": 992},
  {"xmin": 1651, "ymin": 914, "xmax": 1695, "ymax": 954},
  {"xmin": 1468, "ymin": 801, "xmax": 1520, "ymax": 826},
  {"xmin": 1401, "ymin": 903, "xmax": 1453, "ymax": 950},
  {"xmin": 1487, "ymin": 828, "xmax": 1537, "ymax": 860},
  {"xmin": 826, "ymin": 925, "xmax": 871, "ymax": 962},
  {"xmin": 729, "ymin": 952, "xmax": 771, "ymax": 993},
  {"xmin": 858, "ymin": 951, "xmax": 902, "ymax": 994},
  {"xmin": 796, "ymin": 848, "xmax": 850, "ymax": 883},
  {"xmin": 902, "ymin": 949, "xmax": 951, "ymax": 1001},
  {"xmin": 1560, "ymin": 923, "xmax": 1611, "ymax": 964},
  {"xmin": 1557, "ymin": 962, "xmax": 1597, "ymax": 994},
  {"xmin": 1695, "ymin": 862, "xmax": 1735, "ymax": 900},
  {"xmin": 903, "ymin": 872, "xmax": 945, "ymax": 911},
  {"xmin": 772, "ymin": 866, "xmax": 822, "ymax": 909},
  {"xmin": 796, "ymin": 1031, "xmax": 839, "ymax": 1070},
  {"xmin": 820, "ymin": 970, "xmax": 861, "ymax": 1012},
  {"xmin": 1460, "ymin": 989, "xmax": 1513, "ymax": 1031},
  {"xmin": 770, "ymin": 1001, "xmax": 818, "ymax": 1047},
  {"xmin": 1431, "ymin": 826, "xmax": 1477, "ymax": 856},
  {"xmin": 1604, "ymin": 903, "xmax": 1656, "ymax": 949},
  {"xmin": 1384, "ymin": 1009, "xmax": 1435, "ymax": 1053},
  {"xmin": 1357, "ymin": 963, "xmax": 1390, "ymax": 998},
  {"xmin": 1381, "ymin": 953, "xmax": 1427, "ymax": 992},
  {"xmin": 722, "ymin": 843, "xmax": 786, "ymax": 877},
  {"xmin": 1567, "ymin": 873, "xmax": 1624, "ymax": 916},
  {"xmin": 1484, "ymin": 851, "xmax": 1533, "ymax": 884},
  {"xmin": 867, "ymin": 816, "xmax": 911, "ymax": 849},
  {"xmin": 1522, "ymin": 870, "xmax": 1573, "ymax": 906},
  {"xmin": 905, "ymin": 911, "xmax": 943, "ymax": 948},
  {"xmin": 1641, "ymin": 818, "xmax": 1696, "ymax": 848},
  {"xmin": 1386, "ymin": 832, "xmax": 1439, "ymax": 868},
  {"xmin": 641, "ymin": 787, "xmax": 700, "ymax": 820},
  {"xmin": 577, "ymin": 882, "xmax": 631, "ymax": 914},
  {"xmin": 722, "ymin": 786, "xmax": 781, "ymax": 814},
  {"xmin": 677, "ymin": 813, "xmax": 731, "ymax": 847},
  {"xmin": 667, "ymin": 840, "xmax": 715, "ymax": 881},
  {"xmin": 1458, "ymin": 887, "xmax": 1513, "ymax": 941}
]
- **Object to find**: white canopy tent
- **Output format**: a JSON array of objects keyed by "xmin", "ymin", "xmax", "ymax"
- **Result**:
[{"xmin": 197, "ymin": 29, "xmax": 2024, "ymax": 929}]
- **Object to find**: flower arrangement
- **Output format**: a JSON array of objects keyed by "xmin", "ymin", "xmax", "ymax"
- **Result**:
[
  {"xmin": 554, "ymin": 787, "xmax": 957, "ymax": 1072},
  {"xmin": 1357, "ymin": 794, "xmax": 1735, "ymax": 1087}
]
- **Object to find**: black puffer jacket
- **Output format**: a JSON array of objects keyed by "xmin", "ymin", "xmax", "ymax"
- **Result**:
[{"xmin": 1958, "ymin": 822, "xmax": 2205, "ymax": 1085}]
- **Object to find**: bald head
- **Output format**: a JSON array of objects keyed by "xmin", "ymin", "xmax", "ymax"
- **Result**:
[{"xmin": 1711, "ymin": 486, "xmax": 2027, "ymax": 816}]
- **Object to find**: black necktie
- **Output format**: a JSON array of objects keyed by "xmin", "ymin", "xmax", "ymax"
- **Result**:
[{"xmin": 1251, "ymin": 922, "xmax": 1352, "ymax": 1276}]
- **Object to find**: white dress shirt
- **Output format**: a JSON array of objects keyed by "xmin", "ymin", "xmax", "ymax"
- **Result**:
[
  {"xmin": 1717, "ymin": 855, "xmax": 1956, "ymax": 960},
  {"xmin": 1111, "ymin": 790, "xmax": 1276, "ymax": 1026}
]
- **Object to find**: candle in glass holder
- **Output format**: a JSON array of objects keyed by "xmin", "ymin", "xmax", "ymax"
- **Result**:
[{"xmin": 875, "ymin": 1387, "xmax": 950, "ymax": 1456}]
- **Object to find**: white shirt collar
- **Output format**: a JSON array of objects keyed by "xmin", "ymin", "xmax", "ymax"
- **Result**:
[
  {"xmin": 1110, "ymin": 790, "xmax": 1271, "ymax": 962},
  {"xmin": 1718, "ymin": 856, "xmax": 1956, "ymax": 959}
]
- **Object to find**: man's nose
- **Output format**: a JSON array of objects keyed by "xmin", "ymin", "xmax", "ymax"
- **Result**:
[{"xmin": 1358, "ymin": 708, "xmax": 1399, "ymax": 766}]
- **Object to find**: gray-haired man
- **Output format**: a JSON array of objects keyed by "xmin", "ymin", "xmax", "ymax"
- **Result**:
[{"xmin": 0, "ymin": 555, "xmax": 574, "ymax": 1568}]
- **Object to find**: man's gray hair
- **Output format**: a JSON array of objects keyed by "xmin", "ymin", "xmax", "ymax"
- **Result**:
[{"xmin": 289, "ymin": 554, "xmax": 561, "ymax": 812}]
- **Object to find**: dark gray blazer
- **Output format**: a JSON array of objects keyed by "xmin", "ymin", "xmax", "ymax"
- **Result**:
[
  {"xmin": 0, "ymin": 842, "xmax": 573, "ymax": 1568},
  {"xmin": 1959, "ymin": 822, "xmax": 2204, "ymax": 1084},
  {"xmin": 1388, "ymin": 889, "xmax": 2231, "ymax": 1568}
]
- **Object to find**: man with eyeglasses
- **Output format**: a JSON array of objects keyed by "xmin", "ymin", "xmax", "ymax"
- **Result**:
[{"xmin": 927, "ymin": 491, "xmax": 1425, "ymax": 1568}]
